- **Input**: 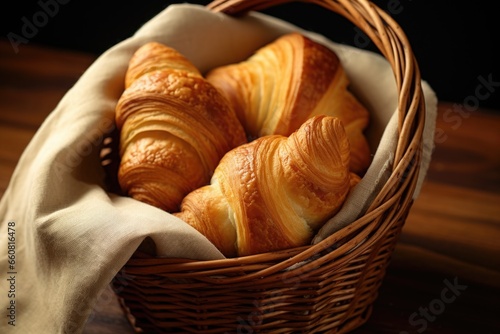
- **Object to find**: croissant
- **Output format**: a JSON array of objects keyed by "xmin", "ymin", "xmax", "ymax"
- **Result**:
[
  {"xmin": 174, "ymin": 115, "xmax": 358, "ymax": 257},
  {"xmin": 206, "ymin": 32, "xmax": 371, "ymax": 175},
  {"xmin": 115, "ymin": 42, "xmax": 247, "ymax": 212}
]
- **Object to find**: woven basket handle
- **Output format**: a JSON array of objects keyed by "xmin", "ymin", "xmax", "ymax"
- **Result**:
[{"xmin": 207, "ymin": 0, "xmax": 426, "ymax": 214}]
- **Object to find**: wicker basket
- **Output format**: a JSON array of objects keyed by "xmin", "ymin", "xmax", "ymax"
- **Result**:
[{"xmin": 110, "ymin": 0, "xmax": 426, "ymax": 332}]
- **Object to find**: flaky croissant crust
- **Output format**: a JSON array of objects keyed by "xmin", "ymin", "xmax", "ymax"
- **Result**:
[
  {"xmin": 175, "ymin": 116, "xmax": 358, "ymax": 257},
  {"xmin": 206, "ymin": 32, "xmax": 371, "ymax": 175},
  {"xmin": 115, "ymin": 42, "xmax": 247, "ymax": 212}
]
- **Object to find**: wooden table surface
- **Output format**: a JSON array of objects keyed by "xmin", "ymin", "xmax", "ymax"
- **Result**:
[{"xmin": 1, "ymin": 39, "xmax": 499, "ymax": 334}]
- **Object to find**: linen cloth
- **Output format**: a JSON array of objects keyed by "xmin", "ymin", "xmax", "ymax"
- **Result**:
[{"xmin": 0, "ymin": 4, "xmax": 437, "ymax": 333}]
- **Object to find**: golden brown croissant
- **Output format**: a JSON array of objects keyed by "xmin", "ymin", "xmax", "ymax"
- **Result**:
[
  {"xmin": 115, "ymin": 42, "xmax": 247, "ymax": 212},
  {"xmin": 174, "ymin": 115, "xmax": 358, "ymax": 257},
  {"xmin": 206, "ymin": 32, "xmax": 371, "ymax": 175}
]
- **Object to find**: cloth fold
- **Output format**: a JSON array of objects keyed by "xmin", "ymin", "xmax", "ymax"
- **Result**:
[{"xmin": 0, "ymin": 4, "xmax": 437, "ymax": 333}]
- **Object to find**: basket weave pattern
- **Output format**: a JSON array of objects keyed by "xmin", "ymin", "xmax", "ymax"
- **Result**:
[
  {"xmin": 111, "ymin": 0, "xmax": 425, "ymax": 332},
  {"xmin": 115, "ymin": 217, "xmax": 406, "ymax": 333}
]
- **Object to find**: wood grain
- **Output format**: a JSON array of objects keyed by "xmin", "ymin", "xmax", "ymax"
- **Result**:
[{"xmin": 1, "ymin": 39, "xmax": 499, "ymax": 334}]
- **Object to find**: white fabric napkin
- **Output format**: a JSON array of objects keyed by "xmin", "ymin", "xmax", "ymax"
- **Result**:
[{"xmin": 0, "ymin": 4, "xmax": 437, "ymax": 333}]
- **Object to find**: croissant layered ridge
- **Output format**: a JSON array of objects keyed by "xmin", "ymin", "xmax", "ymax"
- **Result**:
[
  {"xmin": 115, "ymin": 42, "xmax": 247, "ymax": 212},
  {"xmin": 206, "ymin": 32, "xmax": 371, "ymax": 175},
  {"xmin": 175, "ymin": 116, "xmax": 356, "ymax": 257}
]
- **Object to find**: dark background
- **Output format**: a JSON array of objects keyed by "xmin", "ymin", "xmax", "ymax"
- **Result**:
[{"xmin": 1, "ymin": 0, "xmax": 499, "ymax": 110}]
